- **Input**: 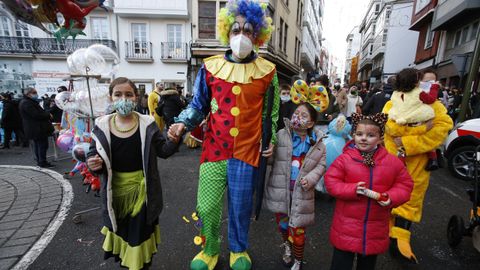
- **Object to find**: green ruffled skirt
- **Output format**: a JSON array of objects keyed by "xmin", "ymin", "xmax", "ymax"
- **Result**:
[{"xmin": 102, "ymin": 170, "xmax": 160, "ymax": 270}]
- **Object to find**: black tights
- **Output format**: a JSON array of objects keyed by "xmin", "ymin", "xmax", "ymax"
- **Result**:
[{"xmin": 330, "ymin": 248, "xmax": 377, "ymax": 270}]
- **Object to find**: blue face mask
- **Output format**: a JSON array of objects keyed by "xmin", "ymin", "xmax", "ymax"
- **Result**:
[
  {"xmin": 31, "ymin": 94, "xmax": 39, "ymax": 100},
  {"xmin": 112, "ymin": 98, "xmax": 136, "ymax": 116}
]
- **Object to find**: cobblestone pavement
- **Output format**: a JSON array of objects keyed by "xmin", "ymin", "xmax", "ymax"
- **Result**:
[{"xmin": 0, "ymin": 166, "xmax": 72, "ymax": 270}]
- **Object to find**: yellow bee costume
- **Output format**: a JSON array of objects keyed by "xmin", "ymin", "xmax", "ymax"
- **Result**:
[{"xmin": 383, "ymin": 100, "xmax": 452, "ymax": 263}]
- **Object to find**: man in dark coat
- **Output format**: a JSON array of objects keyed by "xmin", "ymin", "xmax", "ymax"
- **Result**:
[
  {"xmin": 19, "ymin": 87, "xmax": 54, "ymax": 168},
  {"xmin": 362, "ymin": 78, "xmax": 395, "ymax": 115},
  {"xmin": 315, "ymin": 75, "xmax": 340, "ymax": 127},
  {"xmin": 1, "ymin": 93, "xmax": 27, "ymax": 148},
  {"xmin": 159, "ymin": 88, "xmax": 186, "ymax": 129}
]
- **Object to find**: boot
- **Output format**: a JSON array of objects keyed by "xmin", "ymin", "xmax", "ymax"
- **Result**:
[
  {"xmin": 290, "ymin": 259, "xmax": 303, "ymax": 270},
  {"xmin": 389, "ymin": 217, "xmax": 418, "ymax": 264},
  {"xmin": 280, "ymin": 241, "xmax": 293, "ymax": 267},
  {"xmin": 425, "ymin": 158, "xmax": 439, "ymax": 171},
  {"xmin": 190, "ymin": 250, "xmax": 219, "ymax": 270},
  {"xmin": 229, "ymin": 251, "xmax": 252, "ymax": 270}
]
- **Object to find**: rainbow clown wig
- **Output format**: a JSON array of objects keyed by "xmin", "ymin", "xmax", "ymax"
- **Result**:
[{"xmin": 217, "ymin": 0, "xmax": 274, "ymax": 48}]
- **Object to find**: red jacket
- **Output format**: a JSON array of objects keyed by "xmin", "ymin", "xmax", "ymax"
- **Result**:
[{"xmin": 324, "ymin": 142, "xmax": 413, "ymax": 255}]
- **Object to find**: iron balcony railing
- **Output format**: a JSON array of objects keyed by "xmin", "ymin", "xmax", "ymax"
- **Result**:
[
  {"xmin": 161, "ymin": 42, "xmax": 188, "ymax": 61},
  {"xmin": 125, "ymin": 41, "xmax": 153, "ymax": 60},
  {"xmin": 0, "ymin": 36, "xmax": 117, "ymax": 55}
]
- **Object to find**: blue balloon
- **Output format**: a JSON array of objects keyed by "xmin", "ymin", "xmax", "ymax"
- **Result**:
[{"xmin": 324, "ymin": 115, "xmax": 352, "ymax": 168}]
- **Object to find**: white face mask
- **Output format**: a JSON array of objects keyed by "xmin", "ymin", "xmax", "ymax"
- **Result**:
[
  {"xmin": 230, "ymin": 34, "xmax": 253, "ymax": 59},
  {"xmin": 419, "ymin": 80, "xmax": 434, "ymax": 93}
]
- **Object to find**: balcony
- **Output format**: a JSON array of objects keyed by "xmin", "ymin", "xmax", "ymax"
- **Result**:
[
  {"xmin": 0, "ymin": 36, "xmax": 117, "ymax": 58},
  {"xmin": 432, "ymin": 0, "xmax": 480, "ymax": 30},
  {"xmin": 160, "ymin": 42, "xmax": 188, "ymax": 63},
  {"xmin": 125, "ymin": 41, "xmax": 153, "ymax": 62}
]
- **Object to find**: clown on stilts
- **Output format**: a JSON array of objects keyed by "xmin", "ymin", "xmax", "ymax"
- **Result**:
[{"xmin": 168, "ymin": 1, "xmax": 278, "ymax": 269}]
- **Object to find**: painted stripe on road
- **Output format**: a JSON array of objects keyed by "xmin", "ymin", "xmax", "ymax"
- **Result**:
[
  {"xmin": 0, "ymin": 165, "xmax": 74, "ymax": 270},
  {"xmin": 436, "ymin": 185, "xmax": 465, "ymax": 201}
]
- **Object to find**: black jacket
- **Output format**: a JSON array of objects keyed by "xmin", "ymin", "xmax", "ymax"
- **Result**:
[
  {"xmin": 316, "ymin": 90, "xmax": 340, "ymax": 125},
  {"xmin": 87, "ymin": 112, "xmax": 178, "ymax": 232},
  {"xmin": 362, "ymin": 85, "xmax": 394, "ymax": 115},
  {"xmin": 1, "ymin": 99, "xmax": 23, "ymax": 129},
  {"xmin": 277, "ymin": 101, "xmax": 297, "ymax": 131},
  {"xmin": 160, "ymin": 89, "xmax": 185, "ymax": 126},
  {"xmin": 19, "ymin": 96, "xmax": 53, "ymax": 140}
]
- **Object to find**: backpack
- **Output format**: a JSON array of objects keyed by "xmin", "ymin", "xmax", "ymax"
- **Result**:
[{"xmin": 155, "ymin": 96, "xmax": 165, "ymax": 116}]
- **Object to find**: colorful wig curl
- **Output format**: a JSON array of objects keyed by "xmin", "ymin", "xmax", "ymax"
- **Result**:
[{"xmin": 217, "ymin": 0, "xmax": 273, "ymax": 47}]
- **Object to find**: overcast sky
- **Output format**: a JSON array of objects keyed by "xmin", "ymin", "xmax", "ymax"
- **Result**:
[{"xmin": 323, "ymin": 0, "xmax": 370, "ymax": 72}]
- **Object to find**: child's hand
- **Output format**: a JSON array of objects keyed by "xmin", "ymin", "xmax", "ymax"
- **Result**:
[
  {"xmin": 377, "ymin": 193, "xmax": 391, "ymax": 207},
  {"xmin": 300, "ymin": 178, "xmax": 310, "ymax": 190},
  {"xmin": 87, "ymin": 154, "xmax": 103, "ymax": 171},
  {"xmin": 356, "ymin": 182, "xmax": 366, "ymax": 195},
  {"xmin": 261, "ymin": 143, "xmax": 274, "ymax": 158}
]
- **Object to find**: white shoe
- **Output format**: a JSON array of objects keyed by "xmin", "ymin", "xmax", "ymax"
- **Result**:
[
  {"xmin": 281, "ymin": 241, "xmax": 293, "ymax": 267},
  {"xmin": 290, "ymin": 259, "xmax": 303, "ymax": 270}
]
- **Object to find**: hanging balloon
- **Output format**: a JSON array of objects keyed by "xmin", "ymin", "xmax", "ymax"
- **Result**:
[
  {"xmin": 2, "ymin": 0, "xmax": 51, "ymax": 34},
  {"xmin": 54, "ymin": 0, "xmax": 98, "ymax": 41},
  {"xmin": 72, "ymin": 142, "xmax": 90, "ymax": 162},
  {"xmin": 54, "ymin": 18, "xmax": 87, "ymax": 42},
  {"xmin": 56, "ymin": 132, "xmax": 75, "ymax": 152},
  {"xmin": 54, "ymin": 91, "xmax": 72, "ymax": 110},
  {"xmin": 31, "ymin": 0, "xmax": 59, "ymax": 26},
  {"xmin": 85, "ymin": 44, "xmax": 120, "ymax": 76}
]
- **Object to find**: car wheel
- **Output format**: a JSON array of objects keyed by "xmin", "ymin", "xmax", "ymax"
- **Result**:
[
  {"xmin": 447, "ymin": 145, "xmax": 478, "ymax": 181},
  {"xmin": 447, "ymin": 215, "xmax": 464, "ymax": 247}
]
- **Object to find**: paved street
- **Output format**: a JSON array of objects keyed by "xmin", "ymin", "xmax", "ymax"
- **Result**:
[{"xmin": 0, "ymin": 144, "xmax": 480, "ymax": 269}]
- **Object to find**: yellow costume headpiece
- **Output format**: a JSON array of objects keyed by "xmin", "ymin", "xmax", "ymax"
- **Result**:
[{"xmin": 290, "ymin": 80, "xmax": 329, "ymax": 112}]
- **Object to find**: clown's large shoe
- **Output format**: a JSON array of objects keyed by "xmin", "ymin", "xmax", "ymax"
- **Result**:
[
  {"xmin": 229, "ymin": 252, "xmax": 252, "ymax": 270},
  {"xmin": 190, "ymin": 251, "xmax": 219, "ymax": 270},
  {"xmin": 389, "ymin": 217, "xmax": 418, "ymax": 264}
]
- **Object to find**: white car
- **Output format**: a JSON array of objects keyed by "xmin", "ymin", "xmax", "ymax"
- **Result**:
[{"xmin": 444, "ymin": 118, "xmax": 480, "ymax": 180}]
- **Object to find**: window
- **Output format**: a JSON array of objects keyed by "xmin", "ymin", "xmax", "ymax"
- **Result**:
[
  {"xmin": 471, "ymin": 21, "xmax": 479, "ymax": 41},
  {"xmin": 299, "ymin": 2, "xmax": 303, "ymax": 25},
  {"xmin": 91, "ymin": 17, "xmax": 109, "ymax": 39},
  {"xmin": 266, "ymin": 6, "xmax": 274, "ymax": 47},
  {"xmin": 219, "ymin": 1, "xmax": 227, "ymax": 9},
  {"xmin": 424, "ymin": 23, "xmax": 434, "ymax": 49},
  {"xmin": 167, "ymin": 24, "xmax": 183, "ymax": 57},
  {"xmin": 14, "ymin": 22, "xmax": 29, "ymax": 50},
  {"xmin": 283, "ymin": 23, "xmax": 288, "ymax": 53},
  {"xmin": 453, "ymin": 30, "xmax": 461, "ymax": 47},
  {"xmin": 0, "ymin": 16, "xmax": 11, "ymax": 36},
  {"xmin": 279, "ymin": 18, "xmax": 284, "ymax": 51},
  {"xmin": 296, "ymin": 0, "xmax": 301, "ymax": 25},
  {"xmin": 294, "ymin": 37, "xmax": 298, "ymax": 64},
  {"xmin": 198, "ymin": 1, "xmax": 216, "ymax": 39},
  {"xmin": 461, "ymin": 25, "xmax": 470, "ymax": 44},
  {"xmin": 297, "ymin": 39, "xmax": 301, "ymax": 64},
  {"xmin": 284, "ymin": 0, "xmax": 289, "ymax": 8},
  {"xmin": 375, "ymin": 4, "xmax": 380, "ymax": 13},
  {"xmin": 131, "ymin": 23, "xmax": 148, "ymax": 54}
]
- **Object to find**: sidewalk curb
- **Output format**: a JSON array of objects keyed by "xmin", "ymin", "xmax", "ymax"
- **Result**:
[{"xmin": 0, "ymin": 165, "xmax": 74, "ymax": 270}]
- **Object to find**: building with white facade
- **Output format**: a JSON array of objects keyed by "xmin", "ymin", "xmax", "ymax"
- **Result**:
[
  {"xmin": 371, "ymin": 0, "xmax": 418, "ymax": 82},
  {"xmin": 300, "ymin": 0, "xmax": 324, "ymax": 82},
  {"xmin": 358, "ymin": 0, "xmax": 381, "ymax": 83},
  {"xmin": 344, "ymin": 26, "xmax": 361, "ymax": 84},
  {"xmin": 0, "ymin": 0, "xmax": 191, "ymax": 97}
]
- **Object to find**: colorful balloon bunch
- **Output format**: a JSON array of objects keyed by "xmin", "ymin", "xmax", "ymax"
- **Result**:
[{"xmin": 1, "ymin": 0, "xmax": 106, "ymax": 40}]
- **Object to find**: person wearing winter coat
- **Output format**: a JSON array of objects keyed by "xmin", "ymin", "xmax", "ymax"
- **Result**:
[
  {"xmin": 362, "ymin": 77, "xmax": 395, "ymax": 116},
  {"xmin": 159, "ymin": 88, "xmax": 185, "ymax": 129},
  {"xmin": 265, "ymin": 102, "xmax": 326, "ymax": 270},
  {"xmin": 324, "ymin": 113, "xmax": 413, "ymax": 270},
  {"xmin": 345, "ymin": 86, "xmax": 363, "ymax": 121},
  {"xmin": 86, "ymin": 77, "xmax": 179, "ymax": 270},
  {"xmin": 1, "ymin": 93, "xmax": 27, "ymax": 148},
  {"xmin": 19, "ymin": 88, "xmax": 54, "ymax": 167}
]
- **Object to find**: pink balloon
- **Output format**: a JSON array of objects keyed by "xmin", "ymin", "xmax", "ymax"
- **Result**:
[{"xmin": 56, "ymin": 132, "xmax": 75, "ymax": 152}]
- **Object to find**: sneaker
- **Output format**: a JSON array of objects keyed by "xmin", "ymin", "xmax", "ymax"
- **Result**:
[
  {"xmin": 425, "ymin": 159, "xmax": 439, "ymax": 171},
  {"xmin": 281, "ymin": 241, "xmax": 293, "ymax": 267},
  {"xmin": 290, "ymin": 259, "xmax": 302, "ymax": 270}
]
